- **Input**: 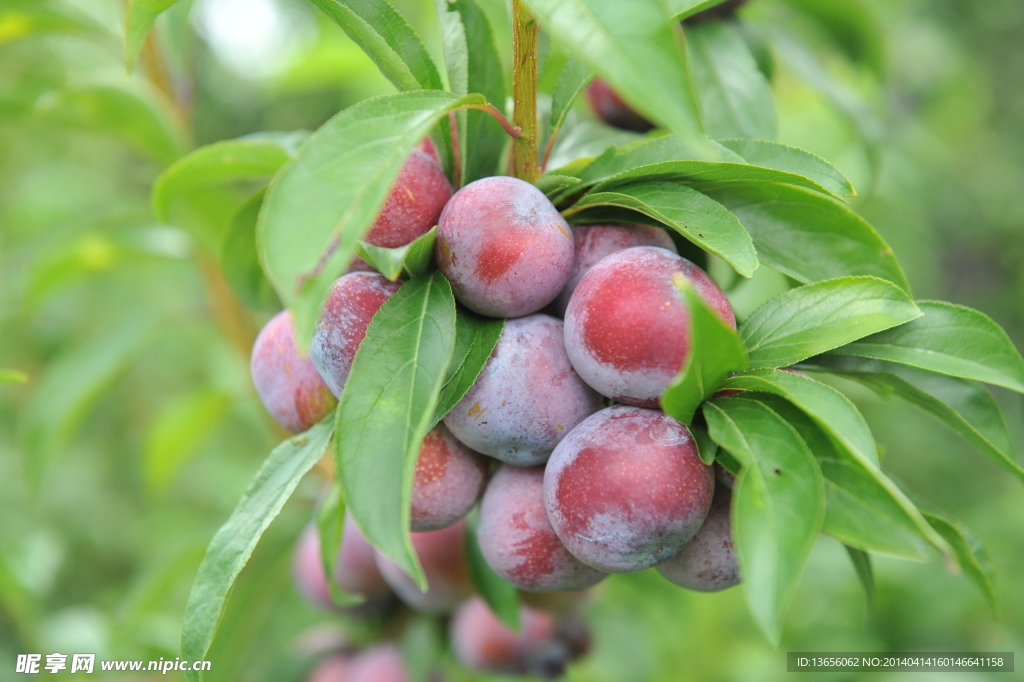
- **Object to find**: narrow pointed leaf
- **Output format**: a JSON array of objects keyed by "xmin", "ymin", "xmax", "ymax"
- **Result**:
[
  {"xmin": 181, "ymin": 422, "xmax": 333, "ymax": 682},
  {"xmin": 521, "ymin": 0, "xmax": 708, "ymax": 151},
  {"xmin": 547, "ymin": 57, "xmax": 593, "ymax": 158},
  {"xmin": 124, "ymin": 0, "xmax": 180, "ymax": 72},
  {"xmin": 835, "ymin": 301, "xmax": 1024, "ymax": 393},
  {"xmin": 662, "ymin": 279, "xmax": 748, "ymax": 424},
  {"xmin": 687, "ymin": 21, "xmax": 776, "ymax": 140},
  {"xmin": 305, "ymin": 0, "xmax": 443, "ymax": 91},
  {"xmin": 316, "ymin": 483, "xmax": 364, "ymax": 607},
  {"xmin": 565, "ymin": 182, "xmax": 758, "ymax": 277},
  {"xmin": 845, "ymin": 546, "xmax": 875, "ymax": 612},
  {"xmin": 718, "ymin": 138, "xmax": 854, "ymax": 199},
  {"xmin": 334, "ymin": 274, "xmax": 458, "ymax": 589},
  {"xmin": 433, "ymin": 312, "xmax": 503, "ymax": 425},
  {"xmin": 922, "ymin": 513, "xmax": 998, "ymax": 618},
  {"xmin": 257, "ymin": 91, "xmax": 485, "ymax": 345},
  {"xmin": 749, "ymin": 393, "xmax": 939, "ymax": 561},
  {"xmin": 741, "ymin": 277, "xmax": 921, "ymax": 370},
  {"xmin": 221, "ymin": 190, "xmax": 281, "ymax": 311},
  {"xmin": 804, "ymin": 356, "xmax": 1024, "ymax": 485},
  {"xmin": 356, "ymin": 226, "xmax": 438, "ymax": 281},
  {"xmin": 535, "ymin": 174, "xmax": 582, "ymax": 198},
  {"xmin": 668, "ymin": 0, "xmax": 732, "ymax": 20},
  {"xmin": 705, "ymin": 182, "xmax": 909, "ymax": 290},
  {"xmin": 703, "ymin": 398, "xmax": 825, "ymax": 645}
]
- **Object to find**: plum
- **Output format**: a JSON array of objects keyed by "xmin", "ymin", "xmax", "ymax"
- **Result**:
[
  {"xmin": 293, "ymin": 525, "xmax": 335, "ymax": 610},
  {"xmin": 310, "ymin": 272, "xmax": 402, "ymax": 397},
  {"xmin": 550, "ymin": 223, "xmax": 677, "ymax": 316},
  {"xmin": 657, "ymin": 486, "xmax": 739, "ymax": 592},
  {"xmin": 564, "ymin": 246, "xmax": 735, "ymax": 408},
  {"xmin": 306, "ymin": 654, "xmax": 353, "ymax": 682},
  {"xmin": 436, "ymin": 176, "xmax": 574, "ymax": 318},
  {"xmin": 443, "ymin": 315, "xmax": 602, "ymax": 466},
  {"xmin": 251, "ymin": 310, "xmax": 337, "ymax": 433},
  {"xmin": 544, "ymin": 406, "xmax": 715, "ymax": 573},
  {"xmin": 335, "ymin": 516, "xmax": 391, "ymax": 599},
  {"xmin": 585, "ymin": 79, "xmax": 653, "ymax": 133},
  {"xmin": 411, "ymin": 425, "xmax": 488, "ymax": 532},
  {"xmin": 292, "ymin": 522, "xmax": 393, "ymax": 613},
  {"xmin": 363, "ymin": 149, "xmax": 451, "ymax": 250},
  {"xmin": 450, "ymin": 597, "xmax": 558, "ymax": 676},
  {"xmin": 348, "ymin": 644, "xmax": 407, "ymax": 682},
  {"xmin": 478, "ymin": 465, "xmax": 606, "ymax": 592},
  {"xmin": 374, "ymin": 521, "xmax": 473, "ymax": 613},
  {"xmin": 714, "ymin": 462, "xmax": 736, "ymax": 490}
]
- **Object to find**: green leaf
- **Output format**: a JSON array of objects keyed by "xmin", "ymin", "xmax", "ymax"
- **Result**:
[
  {"xmin": 20, "ymin": 318, "xmax": 154, "ymax": 493},
  {"xmin": 747, "ymin": 392, "xmax": 940, "ymax": 561},
  {"xmin": 435, "ymin": 0, "xmax": 507, "ymax": 184},
  {"xmin": 356, "ymin": 226, "xmax": 438, "ymax": 282},
  {"xmin": 740, "ymin": 277, "xmax": 921, "ymax": 370},
  {"xmin": 535, "ymin": 174, "xmax": 582, "ymax": 199},
  {"xmin": 34, "ymin": 83, "xmax": 186, "ymax": 166},
  {"xmin": 803, "ymin": 356, "xmax": 1024, "ymax": 486},
  {"xmin": 690, "ymin": 419, "xmax": 719, "ymax": 466},
  {"xmin": 687, "ymin": 21, "xmax": 776, "ymax": 141},
  {"xmin": 221, "ymin": 190, "xmax": 281, "ymax": 311},
  {"xmin": 0, "ymin": 369, "xmax": 28, "ymax": 384},
  {"xmin": 181, "ymin": 421, "xmax": 334, "ymax": 682},
  {"xmin": 564, "ymin": 181, "xmax": 758, "ymax": 277},
  {"xmin": 704, "ymin": 182, "xmax": 908, "ymax": 289},
  {"xmin": 546, "ymin": 57, "xmax": 593, "ymax": 162},
  {"xmin": 433, "ymin": 311, "xmax": 504, "ymax": 425},
  {"xmin": 779, "ymin": 0, "xmax": 885, "ymax": 76},
  {"xmin": 304, "ymin": 0, "xmax": 443, "ymax": 91},
  {"xmin": 334, "ymin": 273, "xmax": 458, "ymax": 589},
  {"xmin": 0, "ymin": 0, "xmax": 114, "ymax": 46},
  {"xmin": 845, "ymin": 546, "xmax": 875, "ymax": 612},
  {"xmin": 401, "ymin": 615, "xmax": 446, "ymax": 682},
  {"xmin": 521, "ymin": 0, "xmax": 708, "ymax": 152},
  {"xmin": 256, "ymin": 90, "xmax": 485, "ymax": 345},
  {"xmin": 154, "ymin": 134, "xmax": 299, "ymax": 252},
  {"xmin": 667, "ymin": 0, "xmax": 732, "ymax": 21},
  {"xmin": 703, "ymin": 398, "xmax": 825, "ymax": 645},
  {"xmin": 464, "ymin": 510, "xmax": 520, "ymax": 630},
  {"xmin": 922, "ymin": 513, "xmax": 998, "ymax": 618},
  {"xmin": 316, "ymin": 484, "xmax": 364, "ymax": 607},
  {"xmin": 834, "ymin": 301, "xmax": 1024, "ymax": 394},
  {"xmin": 143, "ymin": 390, "xmax": 233, "ymax": 495},
  {"xmin": 123, "ymin": 0, "xmax": 180, "ymax": 72},
  {"xmin": 661, "ymin": 279, "xmax": 748, "ymax": 424},
  {"xmin": 718, "ymin": 138, "xmax": 854, "ymax": 199}
]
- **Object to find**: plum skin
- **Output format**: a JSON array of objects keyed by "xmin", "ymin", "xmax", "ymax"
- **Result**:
[
  {"xmin": 348, "ymin": 644, "xmax": 408, "ymax": 682},
  {"xmin": 563, "ymin": 246, "xmax": 735, "ymax": 408},
  {"xmin": 291, "ymin": 521, "xmax": 392, "ymax": 612},
  {"xmin": 550, "ymin": 223, "xmax": 677, "ymax": 316},
  {"xmin": 585, "ymin": 79, "xmax": 654, "ymax": 133},
  {"xmin": 305, "ymin": 654, "xmax": 353, "ymax": 682},
  {"xmin": 657, "ymin": 485, "xmax": 739, "ymax": 592},
  {"xmin": 411, "ymin": 424, "xmax": 488, "ymax": 532},
  {"xmin": 478, "ymin": 464, "xmax": 606, "ymax": 592},
  {"xmin": 309, "ymin": 272, "xmax": 402, "ymax": 398},
  {"xmin": 374, "ymin": 520, "xmax": 473, "ymax": 613},
  {"xmin": 363, "ymin": 149, "xmax": 451, "ymax": 249},
  {"xmin": 544, "ymin": 406, "xmax": 715, "ymax": 573},
  {"xmin": 450, "ymin": 597, "xmax": 558, "ymax": 676},
  {"xmin": 436, "ymin": 176, "xmax": 574, "ymax": 318},
  {"xmin": 443, "ymin": 314, "xmax": 602, "ymax": 466},
  {"xmin": 251, "ymin": 310, "xmax": 337, "ymax": 433}
]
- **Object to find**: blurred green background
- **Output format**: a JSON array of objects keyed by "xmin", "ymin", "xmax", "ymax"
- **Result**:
[{"xmin": 1, "ymin": 0, "xmax": 1022, "ymax": 680}]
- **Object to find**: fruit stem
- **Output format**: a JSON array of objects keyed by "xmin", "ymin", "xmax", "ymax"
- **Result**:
[{"xmin": 510, "ymin": 0, "xmax": 540, "ymax": 182}]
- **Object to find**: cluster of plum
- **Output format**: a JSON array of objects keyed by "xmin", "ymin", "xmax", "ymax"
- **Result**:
[{"xmin": 251, "ymin": 122, "xmax": 740, "ymax": 679}]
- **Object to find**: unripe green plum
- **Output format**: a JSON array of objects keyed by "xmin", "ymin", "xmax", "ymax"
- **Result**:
[
  {"xmin": 564, "ymin": 246, "xmax": 735, "ymax": 407},
  {"xmin": 374, "ymin": 521, "xmax": 473, "ymax": 613},
  {"xmin": 251, "ymin": 311, "xmax": 337, "ymax": 433},
  {"xmin": 477, "ymin": 465, "xmax": 606, "ymax": 592},
  {"xmin": 411, "ymin": 425, "xmax": 488, "ymax": 532},
  {"xmin": 657, "ymin": 486, "xmax": 739, "ymax": 592},
  {"xmin": 443, "ymin": 315, "xmax": 602, "ymax": 466},
  {"xmin": 436, "ymin": 176, "xmax": 574, "ymax": 318},
  {"xmin": 310, "ymin": 272, "xmax": 402, "ymax": 397},
  {"xmin": 544, "ymin": 406, "xmax": 714, "ymax": 573}
]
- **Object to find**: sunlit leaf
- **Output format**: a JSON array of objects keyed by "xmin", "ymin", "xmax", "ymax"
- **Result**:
[
  {"xmin": 143, "ymin": 389, "xmax": 233, "ymax": 495},
  {"xmin": 123, "ymin": 0, "xmax": 180, "ymax": 72},
  {"xmin": 718, "ymin": 138, "xmax": 854, "ymax": 199},
  {"xmin": 545, "ymin": 57, "xmax": 592, "ymax": 165}
]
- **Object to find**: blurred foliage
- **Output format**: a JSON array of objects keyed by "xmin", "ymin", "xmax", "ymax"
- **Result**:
[{"xmin": 1, "ymin": 0, "xmax": 1022, "ymax": 680}]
